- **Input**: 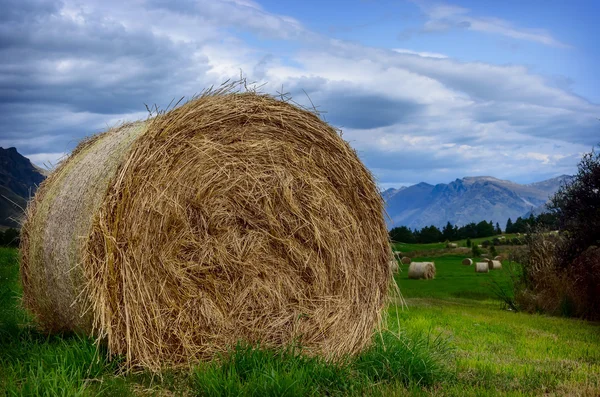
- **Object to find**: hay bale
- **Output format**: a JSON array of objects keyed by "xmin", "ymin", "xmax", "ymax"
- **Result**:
[
  {"xmin": 490, "ymin": 260, "xmax": 502, "ymax": 270},
  {"xmin": 21, "ymin": 88, "xmax": 391, "ymax": 370},
  {"xmin": 447, "ymin": 242, "xmax": 457, "ymax": 248},
  {"xmin": 407, "ymin": 262, "xmax": 436, "ymax": 279},
  {"xmin": 494, "ymin": 255, "xmax": 502, "ymax": 261},
  {"xmin": 401, "ymin": 256, "xmax": 411, "ymax": 265},
  {"xmin": 389, "ymin": 260, "xmax": 399, "ymax": 273},
  {"xmin": 477, "ymin": 244, "xmax": 483, "ymax": 248},
  {"xmin": 475, "ymin": 262, "xmax": 490, "ymax": 273},
  {"xmin": 462, "ymin": 258, "xmax": 473, "ymax": 266},
  {"xmin": 393, "ymin": 251, "xmax": 402, "ymax": 259}
]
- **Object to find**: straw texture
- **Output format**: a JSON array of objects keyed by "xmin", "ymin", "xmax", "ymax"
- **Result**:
[
  {"xmin": 21, "ymin": 89, "xmax": 391, "ymax": 371},
  {"xmin": 490, "ymin": 260, "xmax": 502, "ymax": 270},
  {"xmin": 407, "ymin": 262, "xmax": 435, "ymax": 279},
  {"xmin": 475, "ymin": 262, "xmax": 490, "ymax": 273}
]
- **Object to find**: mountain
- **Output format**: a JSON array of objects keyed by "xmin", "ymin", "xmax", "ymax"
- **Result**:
[
  {"xmin": 0, "ymin": 147, "xmax": 46, "ymax": 229},
  {"xmin": 384, "ymin": 175, "xmax": 571, "ymax": 230}
]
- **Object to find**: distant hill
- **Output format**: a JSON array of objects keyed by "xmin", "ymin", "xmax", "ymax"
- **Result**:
[
  {"xmin": 384, "ymin": 175, "xmax": 571, "ymax": 230},
  {"xmin": 0, "ymin": 147, "xmax": 46, "ymax": 229}
]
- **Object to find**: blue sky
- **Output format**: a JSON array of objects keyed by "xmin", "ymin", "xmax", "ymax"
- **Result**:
[{"xmin": 0, "ymin": 0, "xmax": 598, "ymax": 188}]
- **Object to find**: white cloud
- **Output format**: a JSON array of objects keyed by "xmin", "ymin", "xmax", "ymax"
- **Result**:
[
  {"xmin": 393, "ymin": 48, "xmax": 448, "ymax": 58},
  {"xmin": 417, "ymin": 2, "xmax": 570, "ymax": 48},
  {"xmin": 0, "ymin": 0, "xmax": 595, "ymax": 187},
  {"xmin": 25, "ymin": 152, "xmax": 68, "ymax": 169}
]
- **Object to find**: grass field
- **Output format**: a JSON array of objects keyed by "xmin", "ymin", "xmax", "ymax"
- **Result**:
[
  {"xmin": 1, "ymin": 246, "xmax": 599, "ymax": 395},
  {"xmin": 392, "ymin": 234, "xmax": 521, "ymax": 253}
]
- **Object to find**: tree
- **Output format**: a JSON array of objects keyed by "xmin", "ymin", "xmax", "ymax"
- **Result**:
[
  {"xmin": 2, "ymin": 228, "xmax": 19, "ymax": 247},
  {"xmin": 549, "ymin": 146, "xmax": 600, "ymax": 262},
  {"xmin": 442, "ymin": 221, "xmax": 456, "ymax": 241},
  {"xmin": 466, "ymin": 237, "xmax": 471, "ymax": 248},
  {"xmin": 495, "ymin": 222, "xmax": 502, "ymax": 235},
  {"xmin": 389, "ymin": 226, "xmax": 415, "ymax": 243},
  {"xmin": 506, "ymin": 218, "xmax": 513, "ymax": 234},
  {"xmin": 418, "ymin": 225, "xmax": 443, "ymax": 244},
  {"xmin": 476, "ymin": 220, "xmax": 494, "ymax": 238}
]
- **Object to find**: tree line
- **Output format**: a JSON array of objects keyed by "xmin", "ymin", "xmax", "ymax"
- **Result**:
[
  {"xmin": 390, "ymin": 212, "xmax": 558, "ymax": 244},
  {"xmin": 0, "ymin": 228, "xmax": 20, "ymax": 247}
]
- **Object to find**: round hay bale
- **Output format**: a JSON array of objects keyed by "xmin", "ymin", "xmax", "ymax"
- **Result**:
[
  {"xmin": 484, "ymin": 258, "xmax": 494, "ymax": 269},
  {"xmin": 490, "ymin": 260, "xmax": 502, "ymax": 270},
  {"xmin": 494, "ymin": 255, "xmax": 502, "ymax": 261},
  {"xmin": 475, "ymin": 262, "xmax": 490, "ymax": 273},
  {"xmin": 407, "ymin": 262, "xmax": 436, "ymax": 279},
  {"xmin": 462, "ymin": 258, "xmax": 473, "ymax": 266},
  {"xmin": 20, "ymin": 89, "xmax": 391, "ymax": 370},
  {"xmin": 401, "ymin": 256, "xmax": 411, "ymax": 265},
  {"xmin": 446, "ymin": 242, "xmax": 458, "ymax": 248}
]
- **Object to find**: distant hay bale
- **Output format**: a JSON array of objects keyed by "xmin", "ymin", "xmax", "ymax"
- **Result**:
[
  {"xmin": 447, "ymin": 243, "xmax": 458, "ymax": 248},
  {"xmin": 490, "ymin": 260, "xmax": 502, "ymax": 270},
  {"xmin": 462, "ymin": 258, "xmax": 473, "ymax": 266},
  {"xmin": 408, "ymin": 262, "xmax": 436, "ymax": 279},
  {"xmin": 494, "ymin": 255, "xmax": 502, "ymax": 261},
  {"xmin": 401, "ymin": 256, "xmax": 411, "ymax": 265},
  {"xmin": 393, "ymin": 251, "xmax": 402, "ymax": 259},
  {"xmin": 20, "ymin": 87, "xmax": 392, "ymax": 370},
  {"xmin": 480, "ymin": 253, "xmax": 489, "ymax": 258},
  {"xmin": 477, "ymin": 244, "xmax": 483, "ymax": 248},
  {"xmin": 389, "ymin": 260, "xmax": 399, "ymax": 273},
  {"xmin": 475, "ymin": 262, "xmax": 490, "ymax": 273}
]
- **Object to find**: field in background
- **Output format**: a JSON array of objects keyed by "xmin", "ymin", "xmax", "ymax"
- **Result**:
[
  {"xmin": 392, "ymin": 233, "xmax": 520, "ymax": 253},
  {"xmin": 1, "ymin": 244, "xmax": 599, "ymax": 395}
]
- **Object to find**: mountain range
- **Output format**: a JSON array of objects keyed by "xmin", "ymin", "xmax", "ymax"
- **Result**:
[
  {"xmin": 383, "ymin": 175, "xmax": 571, "ymax": 230},
  {"xmin": 0, "ymin": 146, "xmax": 570, "ymax": 233},
  {"xmin": 0, "ymin": 147, "xmax": 46, "ymax": 229}
]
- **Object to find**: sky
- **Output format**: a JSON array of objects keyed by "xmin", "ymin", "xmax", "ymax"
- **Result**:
[{"xmin": 1, "ymin": 0, "xmax": 598, "ymax": 188}]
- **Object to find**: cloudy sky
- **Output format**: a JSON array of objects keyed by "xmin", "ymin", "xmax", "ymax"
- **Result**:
[{"xmin": 1, "ymin": 0, "xmax": 598, "ymax": 188}]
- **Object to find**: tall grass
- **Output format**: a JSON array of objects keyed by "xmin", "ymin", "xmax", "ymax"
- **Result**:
[
  {"xmin": 0, "ymin": 248, "xmax": 122, "ymax": 396},
  {"xmin": 191, "ymin": 331, "xmax": 454, "ymax": 396},
  {"xmin": 1, "ymin": 247, "xmax": 454, "ymax": 395}
]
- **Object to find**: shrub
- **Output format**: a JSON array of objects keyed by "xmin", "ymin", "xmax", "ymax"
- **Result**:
[
  {"xmin": 490, "ymin": 245, "xmax": 498, "ymax": 257},
  {"xmin": 471, "ymin": 244, "xmax": 482, "ymax": 257},
  {"xmin": 466, "ymin": 238, "xmax": 471, "ymax": 248},
  {"xmin": 481, "ymin": 240, "xmax": 491, "ymax": 248}
]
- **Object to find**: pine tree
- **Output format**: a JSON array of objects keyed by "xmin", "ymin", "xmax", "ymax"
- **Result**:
[{"xmin": 505, "ymin": 218, "xmax": 513, "ymax": 234}]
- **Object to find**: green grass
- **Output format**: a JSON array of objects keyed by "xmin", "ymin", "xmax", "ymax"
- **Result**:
[
  {"xmin": 396, "ymin": 254, "xmax": 513, "ymax": 301},
  {"xmin": 393, "ymin": 234, "xmax": 520, "ymax": 254},
  {"xmin": 1, "ymin": 246, "xmax": 599, "ymax": 396},
  {"xmin": 0, "ymin": 247, "xmax": 451, "ymax": 396}
]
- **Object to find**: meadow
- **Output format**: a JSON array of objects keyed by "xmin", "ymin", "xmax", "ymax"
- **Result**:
[{"xmin": 1, "ymin": 243, "xmax": 599, "ymax": 396}]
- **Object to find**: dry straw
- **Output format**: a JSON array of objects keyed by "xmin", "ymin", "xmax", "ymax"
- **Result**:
[
  {"xmin": 21, "ymin": 83, "xmax": 392, "ymax": 371},
  {"xmin": 490, "ymin": 260, "xmax": 502, "ymax": 270},
  {"xmin": 462, "ymin": 258, "xmax": 473, "ymax": 266},
  {"xmin": 407, "ymin": 262, "xmax": 436, "ymax": 279},
  {"xmin": 484, "ymin": 258, "xmax": 494, "ymax": 269},
  {"xmin": 475, "ymin": 262, "xmax": 490, "ymax": 273},
  {"xmin": 401, "ymin": 256, "xmax": 411, "ymax": 265}
]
